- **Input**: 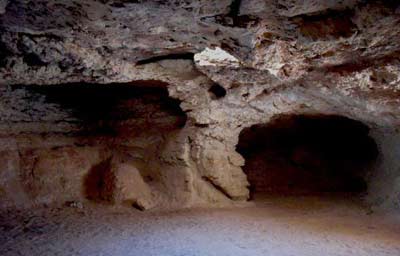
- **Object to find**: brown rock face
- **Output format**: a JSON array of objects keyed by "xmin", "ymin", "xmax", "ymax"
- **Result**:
[
  {"xmin": 0, "ymin": 0, "xmax": 399, "ymax": 211},
  {"xmin": 84, "ymin": 157, "xmax": 156, "ymax": 210}
]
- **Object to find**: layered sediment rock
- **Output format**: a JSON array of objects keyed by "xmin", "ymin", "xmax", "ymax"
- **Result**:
[{"xmin": 0, "ymin": 0, "xmax": 399, "ymax": 211}]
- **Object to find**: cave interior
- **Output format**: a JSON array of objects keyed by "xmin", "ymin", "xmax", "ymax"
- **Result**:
[{"xmin": 237, "ymin": 115, "xmax": 379, "ymax": 199}]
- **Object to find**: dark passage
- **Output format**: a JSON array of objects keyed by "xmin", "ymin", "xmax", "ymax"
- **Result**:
[{"xmin": 237, "ymin": 115, "xmax": 378, "ymax": 197}]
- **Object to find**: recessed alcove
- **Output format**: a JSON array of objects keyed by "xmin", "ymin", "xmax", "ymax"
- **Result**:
[
  {"xmin": 0, "ymin": 81, "xmax": 188, "ymax": 209},
  {"xmin": 236, "ymin": 114, "xmax": 379, "ymax": 198},
  {"xmin": 9, "ymin": 81, "xmax": 187, "ymax": 137}
]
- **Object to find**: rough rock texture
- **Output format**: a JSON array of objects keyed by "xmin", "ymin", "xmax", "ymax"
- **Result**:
[
  {"xmin": 0, "ymin": 0, "xmax": 399, "ymax": 211},
  {"xmin": 111, "ymin": 162, "xmax": 156, "ymax": 210}
]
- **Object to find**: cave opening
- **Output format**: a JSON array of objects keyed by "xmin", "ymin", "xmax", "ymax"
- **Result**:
[{"xmin": 237, "ymin": 114, "xmax": 379, "ymax": 199}]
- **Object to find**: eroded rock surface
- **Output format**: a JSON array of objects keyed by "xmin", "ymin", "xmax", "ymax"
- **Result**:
[{"xmin": 0, "ymin": 0, "xmax": 399, "ymax": 211}]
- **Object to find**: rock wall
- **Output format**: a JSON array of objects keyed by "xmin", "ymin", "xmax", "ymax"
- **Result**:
[
  {"xmin": 0, "ymin": 0, "xmax": 399, "ymax": 211},
  {"xmin": 0, "ymin": 82, "xmax": 193, "ymax": 209}
]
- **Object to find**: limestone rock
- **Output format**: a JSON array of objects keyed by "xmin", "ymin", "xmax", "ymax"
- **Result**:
[
  {"xmin": 0, "ymin": 0, "xmax": 399, "ymax": 212},
  {"xmin": 27, "ymin": 147, "xmax": 107, "ymax": 205},
  {"xmin": 0, "ymin": 150, "xmax": 28, "ymax": 208},
  {"xmin": 109, "ymin": 162, "xmax": 156, "ymax": 210}
]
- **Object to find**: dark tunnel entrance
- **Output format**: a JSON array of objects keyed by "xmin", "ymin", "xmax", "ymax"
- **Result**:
[{"xmin": 236, "ymin": 115, "xmax": 379, "ymax": 198}]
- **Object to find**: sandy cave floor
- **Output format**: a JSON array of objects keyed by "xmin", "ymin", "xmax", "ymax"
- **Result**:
[{"xmin": 0, "ymin": 196, "xmax": 399, "ymax": 256}]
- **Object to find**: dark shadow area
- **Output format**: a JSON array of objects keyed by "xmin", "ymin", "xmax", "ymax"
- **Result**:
[
  {"xmin": 84, "ymin": 158, "xmax": 114, "ymax": 202},
  {"xmin": 208, "ymin": 83, "xmax": 227, "ymax": 99},
  {"xmin": 237, "ymin": 115, "xmax": 379, "ymax": 197},
  {"xmin": 135, "ymin": 53, "xmax": 194, "ymax": 65},
  {"xmin": 11, "ymin": 81, "xmax": 187, "ymax": 135},
  {"xmin": 292, "ymin": 9, "xmax": 356, "ymax": 40}
]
